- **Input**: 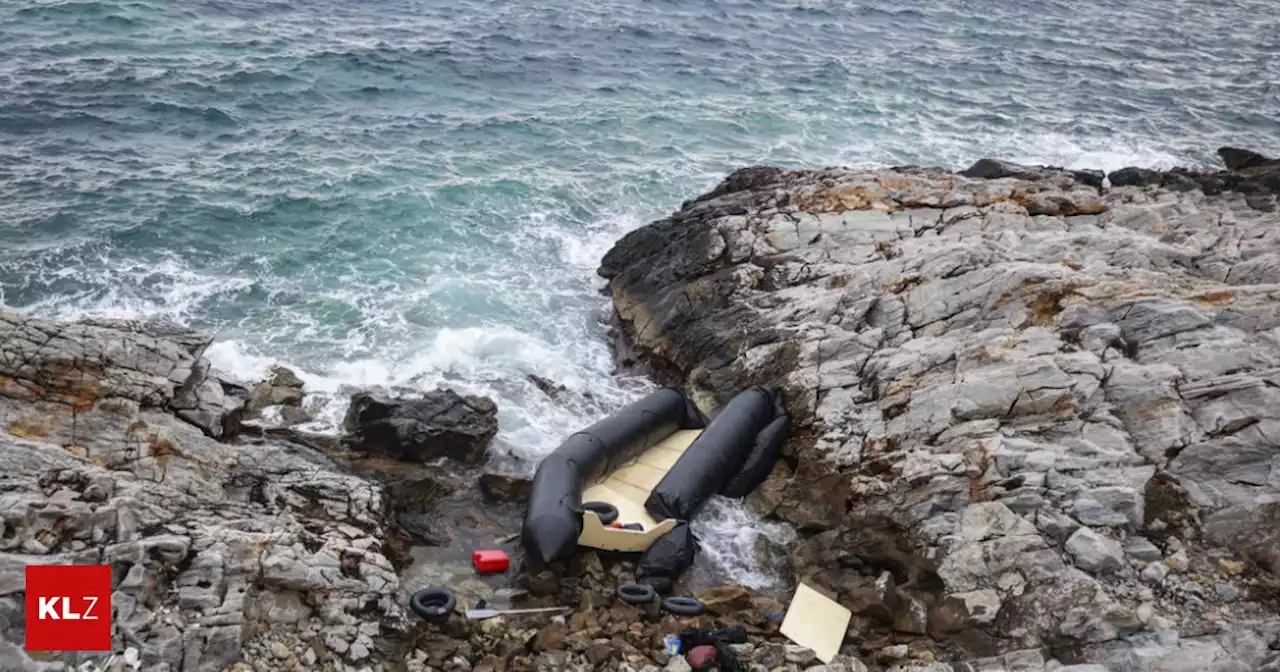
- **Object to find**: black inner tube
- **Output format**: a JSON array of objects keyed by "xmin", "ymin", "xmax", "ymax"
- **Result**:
[
  {"xmin": 662, "ymin": 596, "xmax": 705, "ymax": 616},
  {"xmin": 410, "ymin": 587, "xmax": 456, "ymax": 623},
  {"xmin": 582, "ymin": 501, "xmax": 619, "ymax": 525},
  {"xmin": 616, "ymin": 583, "xmax": 656, "ymax": 605}
]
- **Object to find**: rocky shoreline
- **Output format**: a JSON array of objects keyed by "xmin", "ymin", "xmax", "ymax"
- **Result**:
[
  {"xmin": 2, "ymin": 147, "xmax": 1279, "ymax": 672},
  {"xmin": 600, "ymin": 148, "xmax": 1280, "ymax": 670}
]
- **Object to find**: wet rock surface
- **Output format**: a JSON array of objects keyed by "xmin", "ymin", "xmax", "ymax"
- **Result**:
[
  {"xmin": 601, "ymin": 149, "xmax": 1280, "ymax": 670},
  {"xmin": 343, "ymin": 389, "xmax": 499, "ymax": 465}
]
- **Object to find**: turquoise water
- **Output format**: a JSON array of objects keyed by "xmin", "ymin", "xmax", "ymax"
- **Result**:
[{"xmin": 2, "ymin": 0, "xmax": 1278, "ymax": 452}]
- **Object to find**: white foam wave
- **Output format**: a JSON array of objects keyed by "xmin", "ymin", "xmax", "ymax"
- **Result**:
[
  {"xmin": 692, "ymin": 497, "xmax": 797, "ymax": 591},
  {"xmin": 21, "ymin": 255, "xmax": 255, "ymax": 324},
  {"xmin": 995, "ymin": 132, "xmax": 1187, "ymax": 174}
]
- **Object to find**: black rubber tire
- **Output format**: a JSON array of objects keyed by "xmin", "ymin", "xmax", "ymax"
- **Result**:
[
  {"xmin": 582, "ymin": 501, "xmax": 619, "ymax": 525},
  {"xmin": 410, "ymin": 588, "xmax": 456, "ymax": 623},
  {"xmin": 662, "ymin": 596, "xmax": 706, "ymax": 617},
  {"xmin": 616, "ymin": 583, "xmax": 657, "ymax": 605}
]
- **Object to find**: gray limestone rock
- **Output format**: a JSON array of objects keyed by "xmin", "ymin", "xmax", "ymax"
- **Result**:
[
  {"xmin": 0, "ymin": 309, "xmax": 405, "ymax": 671},
  {"xmin": 600, "ymin": 160, "xmax": 1280, "ymax": 666}
]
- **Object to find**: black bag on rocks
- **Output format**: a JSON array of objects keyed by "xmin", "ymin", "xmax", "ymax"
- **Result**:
[{"xmin": 636, "ymin": 522, "xmax": 697, "ymax": 592}]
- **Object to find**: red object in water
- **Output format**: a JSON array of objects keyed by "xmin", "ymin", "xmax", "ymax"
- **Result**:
[
  {"xmin": 472, "ymin": 550, "xmax": 510, "ymax": 574},
  {"xmin": 686, "ymin": 644, "xmax": 717, "ymax": 669}
]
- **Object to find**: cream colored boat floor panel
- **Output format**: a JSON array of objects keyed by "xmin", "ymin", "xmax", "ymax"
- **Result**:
[
  {"xmin": 577, "ymin": 428, "xmax": 701, "ymax": 549},
  {"xmin": 780, "ymin": 582, "xmax": 852, "ymax": 664}
]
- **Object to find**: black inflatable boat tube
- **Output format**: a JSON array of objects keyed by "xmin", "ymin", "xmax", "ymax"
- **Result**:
[
  {"xmin": 636, "ymin": 521, "xmax": 697, "ymax": 590},
  {"xmin": 645, "ymin": 386, "xmax": 786, "ymax": 521},
  {"xmin": 522, "ymin": 387, "xmax": 702, "ymax": 564},
  {"xmin": 720, "ymin": 391, "xmax": 790, "ymax": 497}
]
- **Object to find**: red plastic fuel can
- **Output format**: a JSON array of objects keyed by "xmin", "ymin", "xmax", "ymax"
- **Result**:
[{"xmin": 472, "ymin": 549, "xmax": 510, "ymax": 574}]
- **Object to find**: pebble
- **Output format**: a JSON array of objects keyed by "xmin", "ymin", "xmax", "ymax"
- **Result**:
[
  {"xmin": 1166, "ymin": 550, "xmax": 1190, "ymax": 572},
  {"xmin": 664, "ymin": 656, "xmax": 692, "ymax": 672},
  {"xmin": 1137, "ymin": 602, "xmax": 1154, "ymax": 624},
  {"xmin": 1142, "ymin": 562, "xmax": 1170, "ymax": 584},
  {"xmin": 785, "ymin": 645, "xmax": 818, "ymax": 664},
  {"xmin": 1215, "ymin": 583, "xmax": 1240, "ymax": 603},
  {"xmin": 877, "ymin": 645, "xmax": 909, "ymax": 662},
  {"xmin": 1124, "ymin": 537, "xmax": 1164, "ymax": 563},
  {"xmin": 1219, "ymin": 558, "xmax": 1243, "ymax": 576},
  {"xmin": 303, "ymin": 649, "xmax": 318, "ymax": 666},
  {"xmin": 325, "ymin": 633, "xmax": 350, "ymax": 655}
]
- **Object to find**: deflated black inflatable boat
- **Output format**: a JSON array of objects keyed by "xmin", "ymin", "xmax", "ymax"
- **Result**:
[{"xmin": 521, "ymin": 385, "xmax": 790, "ymax": 582}]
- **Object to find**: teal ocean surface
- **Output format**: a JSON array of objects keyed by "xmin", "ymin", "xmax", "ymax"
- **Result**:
[{"xmin": 2, "ymin": 0, "xmax": 1277, "ymax": 584}]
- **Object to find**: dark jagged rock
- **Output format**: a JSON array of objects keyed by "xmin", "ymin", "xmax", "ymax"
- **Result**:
[
  {"xmin": 685, "ymin": 165, "xmax": 785, "ymax": 207},
  {"xmin": 1108, "ymin": 166, "xmax": 1165, "ymax": 187},
  {"xmin": 527, "ymin": 373, "xmax": 567, "ymax": 399},
  {"xmin": 959, "ymin": 158, "xmax": 1105, "ymax": 188},
  {"xmin": 1220, "ymin": 146, "xmax": 1280, "ymax": 171},
  {"xmin": 479, "ymin": 461, "xmax": 534, "ymax": 502},
  {"xmin": 245, "ymin": 364, "xmax": 306, "ymax": 414},
  {"xmin": 343, "ymin": 389, "xmax": 499, "ymax": 464}
]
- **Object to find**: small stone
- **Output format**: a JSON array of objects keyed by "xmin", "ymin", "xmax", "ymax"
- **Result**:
[
  {"xmin": 1071, "ymin": 486, "xmax": 1143, "ymax": 528},
  {"xmin": 664, "ymin": 656, "xmax": 692, "ymax": 672},
  {"xmin": 1124, "ymin": 537, "xmax": 1164, "ymax": 563},
  {"xmin": 1066, "ymin": 527, "xmax": 1124, "ymax": 574},
  {"xmin": 1142, "ymin": 562, "xmax": 1169, "ymax": 584},
  {"xmin": 349, "ymin": 641, "xmax": 370, "ymax": 661},
  {"xmin": 584, "ymin": 642, "xmax": 615, "ymax": 666},
  {"xmin": 877, "ymin": 645, "xmax": 909, "ymax": 662},
  {"xmin": 533, "ymin": 622, "xmax": 567, "ymax": 651},
  {"xmin": 1215, "ymin": 583, "xmax": 1240, "ymax": 603},
  {"xmin": 694, "ymin": 585, "xmax": 755, "ymax": 615},
  {"xmin": 325, "ymin": 633, "xmax": 350, "ymax": 654},
  {"xmin": 1137, "ymin": 602, "xmax": 1154, "ymax": 624},
  {"xmin": 1219, "ymin": 558, "xmax": 1243, "ymax": 576},
  {"xmin": 785, "ymin": 644, "xmax": 817, "ymax": 665},
  {"xmin": 1149, "ymin": 616, "xmax": 1174, "ymax": 631},
  {"xmin": 1166, "ymin": 550, "xmax": 1190, "ymax": 572},
  {"xmin": 753, "ymin": 642, "xmax": 787, "ymax": 668},
  {"xmin": 1138, "ymin": 587, "xmax": 1154, "ymax": 602},
  {"xmin": 272, "ymin": 642, "xmax": 291, "ymax": 660},
  {"xmin": 303, "ymin": 649, "xmax": 318, "ymax": 666}
]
